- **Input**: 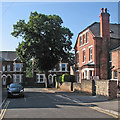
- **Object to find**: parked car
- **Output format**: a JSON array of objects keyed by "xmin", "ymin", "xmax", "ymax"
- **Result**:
[{"xmin": 7, "ymin": 83, "xmax": 24, "ymax": 98}]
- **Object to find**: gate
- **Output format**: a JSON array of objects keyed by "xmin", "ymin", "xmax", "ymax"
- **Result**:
[{"xmin": 92, "ymin": 79, "xmax": 96, "ymax": 96}]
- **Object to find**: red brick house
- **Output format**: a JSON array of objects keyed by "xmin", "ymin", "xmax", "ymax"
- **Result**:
[
  {"xmin": 74, "ymin": 8, "xmax": 120, "ymax": 83},
  {"xmin": 110, "ymin": 46, "xmax": 120, "ymax": 86},
  {"xmin": 0, "ymin": 51, "xmax": 26, "ymax": 86}
]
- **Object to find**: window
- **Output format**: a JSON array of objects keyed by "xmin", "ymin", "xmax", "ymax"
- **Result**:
[
  {"xmin": 62, "ymin": 64, "xmax": 66, "ymax": 71},
  {"xmin": 36, "ymin": 74, "xmax": 44, "ymax": 83},
  {"xmin": 7, "ymin": 65, "xmax": 10, "ymax": 71},
  {"xmin": 13, "ymin": 74, "xmax": 22, "ymax": 83},
  {"xmin": 89, "ymin": 47, "xmax": 92, "ymax": 61},
  {"xmin": 109, "ymin": 53, "xmax": 112, "ymax": 79},
  {"xmin": 36, "ymin": 75, "xmax": 39, "ymax": 83},
  {"xmin": 77, "ymin": 53, "xmax": 79, "ymax": 64},
  {"xmin": 83, "ymin": 50, "xmax": 85, "ymax": 62},
  {"xmin": 3, "ymin": 66, "xmax": 5, "ymax": 72},
  {"xmin": 80, "ymin": 36, "xmax": 82, "ymax": 46},
  {"xmin": 16, "ymin": 64, "xmax": 21, "ymax": 71},
  {"xmin": 16, "ymin": 75, "xmax": 20, "ymax": 83},
  {"xmin": 14, "ymin": 63, "xmax": 23, "ymax": 72},
  {"xmin": 83, "ymin": 34, "xmax": 85, "ymax": 44},
  {"xmin": 40, "ymin": 75, "xmax": 44, "ymax": 82},
  {"xmin": 86, "ymin": 32, "xmax": 89, "ymax": 43},
  {"xmin": 114, "ymin": 71, "xmax": 117, "ymax": 79}
]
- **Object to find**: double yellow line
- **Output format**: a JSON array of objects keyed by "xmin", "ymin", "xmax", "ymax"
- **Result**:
[
  {"xmin": 89, "ymin": 106, "xmax": 119, "ymax": 118},
  {"xmin": 0, "ymin": 101, "xmax": 10, "ymax": 120}
]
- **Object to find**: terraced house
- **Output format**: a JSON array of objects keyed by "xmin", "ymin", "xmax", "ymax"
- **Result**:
[
  {"xmin": 0, "ymin": 51, "xmax": 26, "ymax": 86},
  {"xmin": 74, "ymin": 8, "xmax": 120, "ymax": 84}
]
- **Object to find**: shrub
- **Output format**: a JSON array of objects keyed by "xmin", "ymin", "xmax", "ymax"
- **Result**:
[{"xmin": 62, "ymin": 74, "xmax": 75, "ymax": 83}]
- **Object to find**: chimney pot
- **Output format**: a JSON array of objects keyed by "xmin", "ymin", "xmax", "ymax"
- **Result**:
[
  {"xmin": 101, "ymin": 8, "xmax": 104, "ymax": 13},
  {"xmin": 105, "ymin": 8, "xmax": 107, "ymax": 13}
]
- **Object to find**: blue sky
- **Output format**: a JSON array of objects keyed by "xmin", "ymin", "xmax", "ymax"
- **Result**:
[{"xmin": 1, "ymin": 2, "xmax": 118, "ymax": 51}]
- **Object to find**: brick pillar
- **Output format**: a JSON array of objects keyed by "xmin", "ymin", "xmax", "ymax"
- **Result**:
[{"xmin": 99, "ymin": 8, "xmax": 110, "ymax": 79}]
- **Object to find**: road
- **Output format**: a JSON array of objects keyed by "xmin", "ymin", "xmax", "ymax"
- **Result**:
[{"xmin": 1, "ymin": 88, "xmax": 117, "ymax": 119}]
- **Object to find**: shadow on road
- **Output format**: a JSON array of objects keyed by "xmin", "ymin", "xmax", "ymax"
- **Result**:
[{"xmin": 6, "ymin": 91, "xmax": 99, "ymax": 109}]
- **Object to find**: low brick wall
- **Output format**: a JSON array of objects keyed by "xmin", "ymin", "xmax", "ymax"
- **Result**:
[
  {"xmin": 59, "ymin": 82, "xmax": 72, "ymax": 91},
  {"xmin": 73, "ymin": 83, "xmax": 81, "ymax": 92},
  {"xmin": 81, "ymin": 80, "xmax": 92, "ymax": 94}
]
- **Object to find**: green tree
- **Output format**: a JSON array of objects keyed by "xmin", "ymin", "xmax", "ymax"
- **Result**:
[{"xmin": 11, "ymin": 11, "xmax": 73, "ymax": 87}]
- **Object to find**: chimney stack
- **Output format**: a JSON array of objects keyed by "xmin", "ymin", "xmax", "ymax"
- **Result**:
[
  {"xmin": 99, "ymin": 8, "xmax": 110, "ymax": 38},
  {"xmin": 99, "ymin": 8, "xmax": 110, "ymax": 80}
]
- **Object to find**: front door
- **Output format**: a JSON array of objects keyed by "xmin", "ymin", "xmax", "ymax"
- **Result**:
[{"xmin": 2, "ymin": 77, "xmax": 6, "ymax": 86}]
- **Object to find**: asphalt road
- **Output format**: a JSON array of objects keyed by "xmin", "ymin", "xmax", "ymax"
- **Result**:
[{"xmin": 2, "ymin": 88, "xmax": 116, "ymax": 119}]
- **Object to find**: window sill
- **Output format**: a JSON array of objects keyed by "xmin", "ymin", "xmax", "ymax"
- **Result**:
[{"xmin": 79, "ymin": 42, "xmax": 89, "ymax": 48}]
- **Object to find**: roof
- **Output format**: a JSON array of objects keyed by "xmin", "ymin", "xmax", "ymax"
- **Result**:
[
  {"xmin": 110, "ymin": 45, "xmax": 120, "ymax": 52},
  {"xmin": 74, "ymin": 22, "xmax": 120, "ymax": 48},
  {"xmin": 89, "ymin": 22, "xmax": 120, "ymax": 39},
  {"xmin": 0, "ymin": 51, "xmax": 18, "ymax": 61}
]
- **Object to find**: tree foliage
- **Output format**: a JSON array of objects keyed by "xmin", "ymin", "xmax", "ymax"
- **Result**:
[
  {"xmin": 11, "ymin": 12, "xmax": 73, "ymax": 87},
  {"xmin": 11, "ymin": 12, "xmax": 73, "ymax": 72}
]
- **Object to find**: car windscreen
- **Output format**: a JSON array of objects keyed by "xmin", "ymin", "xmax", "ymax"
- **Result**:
[{"xmin": 10, "ymin": 84, "xmax": 22, "ymax": 89}]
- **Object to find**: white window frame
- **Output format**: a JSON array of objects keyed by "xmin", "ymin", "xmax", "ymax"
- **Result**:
[
  {"xmin": 3, "ymin": 66, "xmax": 5, "ymax": 72},
  {"xmin": 80, "ymin": 36, "xmax": 82, "ymax": 46},
  {"xmin": 89, "ymin": 47, "xmax": 92, "ymax": 61},
  {"xmin": 83, "ymin": 34, "xmax": 85, "ymax": 44},
  {"xmin": 83, "ymin": 49, "xmax": 85, "ymax": 63},
  {"xmin": 86, "ymin": 32, "xmax": 89, "ymax": 43},
  {"xmin": 13, "ymin": 74, "xmax": 22, "ymax": 83},
  {"xmin": 36, "ymin": 74, "xmax": 45, "ymax": 83},
  {"xmin": 113, "ymin": 70, "xmax": 117, "ymax": 79},
  {"xmin": 13, "ymin": 63, "xmax": 23, "ymax": 72}
]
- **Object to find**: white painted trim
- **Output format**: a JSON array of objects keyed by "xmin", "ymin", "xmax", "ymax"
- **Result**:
[
  {"xmin": 82, "ymin": 68, "xmax": 94, "ymax": 72},
  {"xmin": 79, "ymin": 29, "xmax": 89, "ymax": 37},
  {"xmin": 1, "ymin": 74, "xmax": 7, "ymax": 78},
  {"xmin": 36, "ymin": 74, "xmax": 45, "ymax": 83},
  {"xmin": 88, "ymin": 45, "xmax": 93, "ymax": 48},
  {"xmin": 82, "ymin": 48, "xmax": 86, "ymax": 51},
  {"xmin": 7, "ymin": 74, "xmax": 12, "ymax": 78}
]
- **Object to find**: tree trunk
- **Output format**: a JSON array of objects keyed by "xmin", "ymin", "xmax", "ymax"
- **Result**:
[{"xmin": 45, "ymin": 70, "xmax": 49, "ymax": 88}]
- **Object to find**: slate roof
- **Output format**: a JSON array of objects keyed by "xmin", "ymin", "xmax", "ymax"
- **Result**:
[
  {"xmin": 0, "ymin": 51, "xmax": 17, "ymax": 61},
  {"xmin": 110, "ymin": 45, "xmax": 120, "ymax": 52},
  {"xmin": 75, "ymin": 22, "xmax": 120, "ymax": 48},
  {"xmin": 89, "ymin": 22, "xmax": 120, "ymax": 39}
]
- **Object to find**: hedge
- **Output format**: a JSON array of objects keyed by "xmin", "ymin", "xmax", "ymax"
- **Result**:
[{"xmin": 56, "ymin": 74, "xmax": 75, "ymax": 83}]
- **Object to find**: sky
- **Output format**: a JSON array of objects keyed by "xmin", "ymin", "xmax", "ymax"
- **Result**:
[{"xmin": 1, "ymin": 1, "xmax": 119, "ymax": 51}]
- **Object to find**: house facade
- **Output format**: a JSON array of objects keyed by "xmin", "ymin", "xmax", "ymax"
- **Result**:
[
  {"xmin": 0, "ymin": 51, "xmax": 26, "ymax": 86},
  {"xmin": 74, "ymin": 8, "xmax": 120, "ymax": 83},
  {"xmin": 110, "ymin": 46, "xmax": 120, "ymax": 86},
  {"xmin": 34, "ymin": 61, "xmax": 69, "ymax": 87}
]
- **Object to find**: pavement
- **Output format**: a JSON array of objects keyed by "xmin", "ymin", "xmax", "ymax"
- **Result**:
[{"xmin": 43, "ymin": 88, "xmax": 119, "ymax": 118}]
